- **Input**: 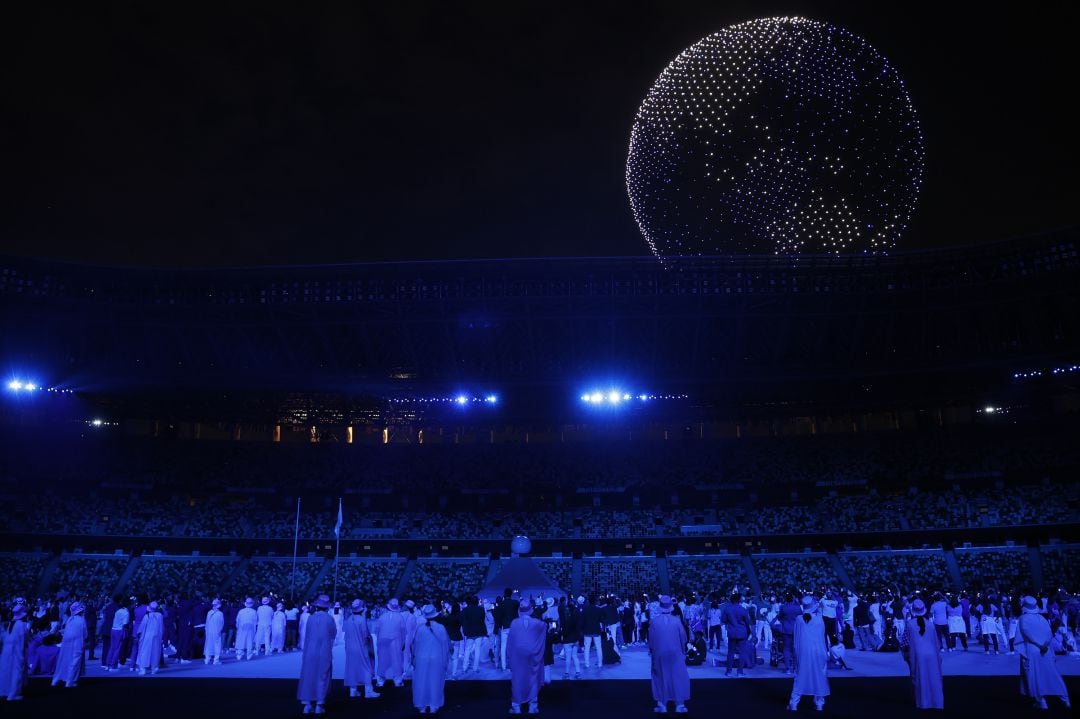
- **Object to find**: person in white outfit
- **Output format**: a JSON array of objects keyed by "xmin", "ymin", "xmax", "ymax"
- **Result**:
[
  {"xmin": 236, "ymin": 598, "xmax": 258, "ymax": 660},
  {"xmin": 256, "ymin": 597, "xmax": 274, "ymax": 656},
  {"xmin": 204, "ymin": 599, "xmax": 225, "ymax": 664},
  {"xmin": 271, "ymin": 602, "xmax": 287, "ymax": 654}
]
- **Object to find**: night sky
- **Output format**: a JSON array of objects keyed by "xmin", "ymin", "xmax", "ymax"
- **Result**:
[{"xmin": 1, "ymin": 2, "xmax": 1077, "ymax": 268}]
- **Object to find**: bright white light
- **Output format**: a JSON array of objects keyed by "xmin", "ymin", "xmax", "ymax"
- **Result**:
[
  {"xmin": 638, "ymin": 395, "xmax": 648, "ymax": 401},
  {"xmin": 485, "ymin": 395, "xmax": 498, "ymax": 404},
  {"xmin": 984, "ymin": 406, "xmax": 995, "ymax": 414},
  {"xmin": 91, "ymin": 419, "xmax": 103, "ymax": 427},
  {"xmin": 590, "ymin": 392, "xmax": 603, "ymax": 403},
  {"xmin": 455, "ymin": 396, "xmax": 468, "ymax": 405},
  {"xmin": 23, "ymin": 383, "xmax": 36, "ymax": 391},
  {"xmin": 607, "ymin": 391, "xmax": 622, "ymax": 404},
  {"xmin": 581, "ymin": 394, "xmax": 590, "ymax": 402},
  {"xmin": 7, "ymin": 381, "xmax": 22, "ymax": 391}
]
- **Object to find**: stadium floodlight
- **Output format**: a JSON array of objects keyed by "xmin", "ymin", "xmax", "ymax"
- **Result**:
[
  {"xmin": 23, "ymin": 383, "xmax": 36, "ymax": 391},
  {"xmin": 7, "ymin": 381, "xmax": 22, "ymax": 391},
  {"xmin": 589, "ymin": 392, "xmax": 603, "ymax": 404},
  {"xmin": 485, "ymin": 395, "xmax": 498, "ymax": 404},
  {"xmin": 455, "ymin": 395, "xmax": 468, "ymax": 406},
  {"xmin": 607, "ymin": 391, "xmax": 622, "ymax": 404},
  {"xmin": 984, "ymin": 406, "xmax": 996, "ymax": 414},
  {"xmin": 91, "ymin": 419, "xmax": 104, "ymax": 427}
]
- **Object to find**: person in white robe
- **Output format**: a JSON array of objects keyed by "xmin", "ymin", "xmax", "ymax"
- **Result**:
[
  {"xmin": 203, "ymin": 599, "xmax": 225, "ymax": 664},
  {"xmin": 788, "ymin": 595, "xmax": 829, "ymax": 712},
  {"xmin": 1016, "ymin": 595, "xmax": 1071, "ymax": 710},
  {"xmin": 52, "ymin": 601, "xmax": 87, "ymax": 687},
  {"xmin": 412, "ymin": 605, "xmax": 450, "ymax": 714},
  {"xmin": 508, "ymin": 598, "xmax": 547, "ymax": 715},
  {"xmin": 900, "ymin": 598, "xmax": 944, "ymax": 710},
  {"xmin": 299, "ymin": 604, "xmax": 311, "ymax": 650},
  {"xmin": 343, "ymin": 600, "xmax": 379, "ymax": 699},
  {"xmin": 256, "ymin": 596, "xmax": 273, "ymax": 656},
  {"xmin": 236, "ymin": 597, "xmax": 258, "ymax": 660},
  {"xmin": 376, "ymin": 598, "xmax": 407, "ymax": 687},
  {"xmin": 271, "ymin": 602, "xmax": 286, "ymax": 654},
  {"xmin": 403, "ymin": 599, "xmax": 419, "ymax": 675},
  {"xmin": 648, "ymin": 595, "xmax": 690, "ymax": 714},
  {"xmin": 0, "ymin": 603, "xmax": 30, "ymax": 700},
  {"xmin": 298, "ymin": 595, "xmax": 336, "ymax": 715},
  {"xmin": 136, "ymin": 601, "xmax": 164, "ymax": 675}
]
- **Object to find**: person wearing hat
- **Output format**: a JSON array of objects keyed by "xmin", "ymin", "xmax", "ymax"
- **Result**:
[
  {"xmin": 412, "ymin": 605, "xmax": 450, "ymax": 714},
  {"xmin": 788, "ymin": 595, "xmax": 829, "ymax": 712},
  {"xmin": 402, "ymin": 599, "xmax": 419, "ymax": 677},
  {"xmin": 256, "ymin": 596, "xmax": 274, "ymax": 657},
  {"xmin": 1, "ymin": 602, "xmax": 30, "ymax": 700},
  {"xmin": 648, "ymin": 595, "xmax": 690, "ymax": 714},
  {"xmin": 271, "ymin": 601, "xmax": 287, "ymax": 654},
  {"xmin": 136, "ymin": 601, "xmax": 164, "ymax": 675},
  {"xmin": 507, "ymin": 597, "xmax": 546, "ymax": 714},
  {"xmin": 299, "ymin": 604, "xmax": 311, "ymax": 651},
  {"xmin": 344, "ymin": 600, "xmax": 380, "ymax": 699},
  {"xmin": 1016, "ymin": 595, "xmax": 1071, "ymax": 710},
  {"xmin": 376, "ymin": 598, "xmax": 407, "ymax": 687},
  {"xmin": 298, "ymin": 595, "xmax": 336, "ymax": 715},
  {"xmin": 51, "ymin": 601, "xmax": 87, "ymax": 688},
  {"xmin": 899, "ymin": 598, "xmax": 943, "ymax": 709},
  {"xmin": 236, "ymin": 597, "xmax": 258, "ymax": 661},
  {"xmin": 204, "ymin": 599, "xmax": 225, "ymax": 665}
]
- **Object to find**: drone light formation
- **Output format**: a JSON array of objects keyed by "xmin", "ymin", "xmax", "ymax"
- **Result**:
[{"xmin": 627, "ymin": 16, "xmax": 924, "ymax": 259}]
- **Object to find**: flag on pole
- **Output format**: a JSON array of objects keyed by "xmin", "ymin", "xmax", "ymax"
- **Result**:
[{"xmin": 334, "ymin": 498, "xmax": 343, "ymax": 538}]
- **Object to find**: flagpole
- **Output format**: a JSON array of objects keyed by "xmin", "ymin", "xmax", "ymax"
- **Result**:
[
  {"xmin": 291, "ymin": 497, "xmax": 301, "ymax": 601},
  {"xmin": 333, "ymin": 497, "xmax": 342, "ymax": 604}
]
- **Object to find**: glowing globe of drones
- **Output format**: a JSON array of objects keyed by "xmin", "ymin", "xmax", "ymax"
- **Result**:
[
  {"xmin": 510, "ymin": 535, "xmax": 532, "ymax": 555},
  {"xmin": 627, "ymin": 17, "xmax": 924, "ymax": 258}
]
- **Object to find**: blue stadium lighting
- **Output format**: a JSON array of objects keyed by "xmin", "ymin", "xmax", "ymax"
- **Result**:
[
  {"xmin": 580, "ymin": 388, "xmax": 690, "ymax": 405},
  {"xmin": 455, "ymin": 395, "xmax": 468, "ymax": 405},
  {"xmin": 6, "ymin": 379, "xmax": 38, "ymax": 393},
  {"xmin": 485, "ymin": 395, "xmax": 498, "ymax": 404}
]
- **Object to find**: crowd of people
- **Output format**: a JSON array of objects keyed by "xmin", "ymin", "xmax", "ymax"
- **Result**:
[
  {"xmin": 3, "ymin": 479, "xmax": 1075, "ymax": 542},
  {"xmin": 1, "ymin": 577, "xmax": 1076, "ymax": 711}
]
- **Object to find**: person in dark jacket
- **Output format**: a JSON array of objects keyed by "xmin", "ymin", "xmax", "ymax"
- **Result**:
[
  {"xmin": 581, "ymin": 596, "xmax": 604, "ymax": 669},
  {"xmin": 559, "ymin": 597, "xmax": 582, "ymax": 678},
  {"xmin": 461, "ymin": 596, "xmax": 487, "ymax": 673},
  {"xmin": 686, "ymin": 630, "xmax": 708, "ymax": 666},
  {"xmin": 721, "ymin": 593, "xmax": 753, "ymax": 676},
  {"xmin": 777, "ymin": 594, "xmax": 801, "ymax": 674},
  {"xmin": 100, "ymin": 596, "xmax": 121, "ymax": 664},
  {"xmin": 498, "ymin": 589, "xmax": 519, "ymax": 671}
]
